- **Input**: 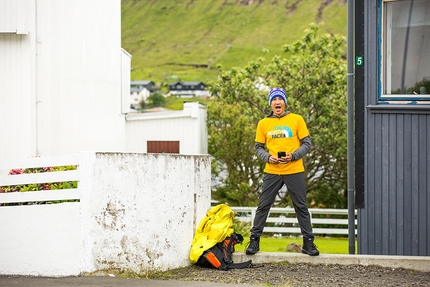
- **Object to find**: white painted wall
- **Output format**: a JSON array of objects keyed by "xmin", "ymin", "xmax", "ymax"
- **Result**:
[
  {"xmin": 0, "ymin": 203, "xmax": 82, "ymax": 276},
  {"xmin": 0, "ymin": 0, "xmax": 28, "ymax": 34},
  {"xmin": 0, "ymin": 1, "xmax": 208, "ymax": 160},
  {"xmin": 121, "ymin": 48, "xmax": 132, "ymax": 114},
  {"xmin": 0, "ymin": 0, "xmax": 127, "ymax": 159},
  {"xmin": 125, "ymin": 102, "xmax": 208, "ymax": 155},
  {"xmin": 0, "ymin": 152, "xmax": 211, "ymax": 276},
  {"xmin": 82, "ymin": 152, "xmax": 211, "ymax": 273}
]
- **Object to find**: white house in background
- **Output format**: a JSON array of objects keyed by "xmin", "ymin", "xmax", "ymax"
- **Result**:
[
  {"xmin": 130, "ymin": 86, "xmax": 149, "ymax": 109},
  {"xmin": 169, "ymin": 81, "xmax": 210, "ymax": 98},
  {"xmin": 0, "ymin": 0, "xmax": 207, "ymax": 160},
  {"xmin": 130, "ymin": 80, "xmax": 156, "ymax": 109}
]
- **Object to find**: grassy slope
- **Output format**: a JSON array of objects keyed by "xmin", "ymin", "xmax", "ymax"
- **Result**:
[{"xmin": 121, "ymin": 0, "xmax": 347, "ymax": 85}]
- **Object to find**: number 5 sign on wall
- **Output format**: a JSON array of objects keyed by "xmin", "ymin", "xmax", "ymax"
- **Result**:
[{"xmin": 356, "ymin": 56, "xmax": 364, "ymax": 67}]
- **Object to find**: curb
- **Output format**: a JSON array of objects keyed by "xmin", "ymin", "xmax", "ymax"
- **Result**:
[{"xmin": 233, "ymin": 252, "xmax": 430, "ymax": 273}]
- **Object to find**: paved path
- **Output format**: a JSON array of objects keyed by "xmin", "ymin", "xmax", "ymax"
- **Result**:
[
  {"xmin": 1, "ymin": 252, "xmax": 428, "ymax": 287},
  {"xmin": 0, "ymin": 275, "xmax": 260, "ymax": 287},
  {"xmin": 233, "ymin": 252, "xmax": 430, "ymax": 272}
]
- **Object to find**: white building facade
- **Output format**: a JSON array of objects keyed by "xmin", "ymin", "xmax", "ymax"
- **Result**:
[{"xmin": 0, "ymin": 0, "xmax": 207, "ymax": 160}]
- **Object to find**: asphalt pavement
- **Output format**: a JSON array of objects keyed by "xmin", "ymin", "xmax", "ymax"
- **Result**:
[{"xmin": 0, "ymin": 275, "xmax": 260, "ymax": 287}]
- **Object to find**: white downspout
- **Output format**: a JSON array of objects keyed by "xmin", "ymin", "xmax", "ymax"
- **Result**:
[
  {"xmin": 347, "ymin": 0, "xmax": 355, "ymax": 254},
  {"xmin": 35, "ymin": 0, "xmax": 42, "ymax": 156}
]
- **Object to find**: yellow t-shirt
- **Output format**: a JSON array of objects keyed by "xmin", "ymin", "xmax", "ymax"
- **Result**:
[{"xmin": 255, "ymin": 113, "xmax": 309, "ymax": 175}]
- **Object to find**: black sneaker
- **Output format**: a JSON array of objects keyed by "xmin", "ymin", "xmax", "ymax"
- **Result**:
[
  {"xmin": 302, "ymin": 238, "xmax": 320, "ymax": 256},
  {"xmin": 245, "ymin": 235, "xmax": 260, "ymax": 255}
]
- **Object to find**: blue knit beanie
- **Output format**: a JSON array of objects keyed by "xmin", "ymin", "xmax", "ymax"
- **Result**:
[{"xmin": 268, "ymin": 88, "xmax": 287, "ymax": 105}]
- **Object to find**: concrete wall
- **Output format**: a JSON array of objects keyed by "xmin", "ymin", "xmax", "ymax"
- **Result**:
[
  {"xmin": 0, "ymin": 203, "xmax": 82, "ymax": 276},
  {"xmin": 0, "ymin": 152, "xmax": 212, "ymax": 276}
]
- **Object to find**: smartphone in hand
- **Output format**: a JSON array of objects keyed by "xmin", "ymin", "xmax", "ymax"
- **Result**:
[{"xmin": 278, "ymin": 151, "xmax": 286, "ymax": 158}]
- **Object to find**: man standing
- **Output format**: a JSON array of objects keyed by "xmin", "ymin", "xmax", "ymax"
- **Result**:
[{"xmin": 246, "ymin": 87, "xmax": 319, "ymax": 256}]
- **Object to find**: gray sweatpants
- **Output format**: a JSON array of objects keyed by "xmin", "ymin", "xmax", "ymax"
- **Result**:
[{"xmin": 250, "ymin": 172, "xmax": 314, "ymax": 239}]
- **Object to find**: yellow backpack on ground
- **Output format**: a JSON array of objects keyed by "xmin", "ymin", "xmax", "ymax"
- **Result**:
[{"xmin": 189, "ymin": 204, "xmax": 235, "ymax": 264}]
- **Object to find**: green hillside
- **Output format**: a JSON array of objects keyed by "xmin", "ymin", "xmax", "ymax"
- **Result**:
[{"xmin": 121, "ymin": 0, "xmax": 347, "ymax": 86}]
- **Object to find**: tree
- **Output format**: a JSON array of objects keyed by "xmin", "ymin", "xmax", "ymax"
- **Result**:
[
  {"xmin": 148, "ymin": 92, "xmax": 166, "ymax": 107},
  {"xmin": 208, "ymin": 23, "xmax": 347, "ymax": 208}
]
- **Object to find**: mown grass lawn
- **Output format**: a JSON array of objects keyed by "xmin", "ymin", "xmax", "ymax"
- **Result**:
[{"xmin": 234, "ymin": 237, "xmax": 358, "ymax": 255}]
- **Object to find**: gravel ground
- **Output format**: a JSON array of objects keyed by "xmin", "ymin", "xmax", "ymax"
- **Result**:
[{"xmin": 155, "ymin": 262, "xmax": 430, "ymax": 287}]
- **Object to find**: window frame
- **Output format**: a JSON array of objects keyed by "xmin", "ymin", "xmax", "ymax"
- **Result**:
[{"xmin": 379, "ymin": 0, "xmax": 430, "ymax": 102}]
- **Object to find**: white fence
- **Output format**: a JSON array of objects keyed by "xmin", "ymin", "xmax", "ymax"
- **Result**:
[
  {"xmin": 231, "ymin": 207, "xmax": 357, "ymax": 236},
  {"xmin": 0, "ymin": 154, "xmax": 81, "ymax": 204},
  {"xmin": 0, "ymin": 152, "xmax": 211, "ymax": 276}
]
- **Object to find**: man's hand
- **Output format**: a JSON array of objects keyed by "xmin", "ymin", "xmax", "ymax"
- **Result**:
[
  {"xmin": 278, "ymin": 153, "xmax": 293, "ymax": 164},
  {"xmin": 268, "ymin": 155, "xmax": 279, "ymax": 164}
]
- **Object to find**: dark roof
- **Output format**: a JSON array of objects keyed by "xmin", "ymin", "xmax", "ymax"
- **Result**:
[
  {"xmin": 169, "ymin": 81, "xmax": 205, "ymax": 86},
  {"xmin": 182, "ymin": 81, "xmax": 204, "ymax": 86},
  {"xmin": 130, "ymin": 87, "xmax": 146, "ymax": 93},
  {"xmin": 131, "ymin": 80, "xmax": 154, "ymax": 86},
  {"xmin": 169, "ymin": 81, "xmax": 206, "ymax": 90},
  {"xmin": 131, "ymin": 80, "xmax": 156, "ymax": 92}
]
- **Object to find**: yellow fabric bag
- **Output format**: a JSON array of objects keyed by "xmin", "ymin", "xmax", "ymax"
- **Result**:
[{"xmin": 189, "ymin": 204, "xmax": 235, "ymax": 264}]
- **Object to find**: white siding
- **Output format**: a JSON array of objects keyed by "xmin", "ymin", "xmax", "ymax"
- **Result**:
[
  {"xmin": 121, "ymin": 48, "xmax": 131, "ymax": 114},
  {"xmin": 0, "ymin": 1, "xmax": 207, "ymax": 161},
  {"xmin": 0, "ymin": 1, "xmax": 127, "ymax": 160},
  {"xmin": 34, "ymin": 0, "xmax": 125, "ymax": 156},
  {"xmin": 0, "ymin": 32, "xmax": 35, "ymax": 158},
  {"xmin": 0, "ymin": 0, "xmax": 28, "ymax": 34},
  {"xmin": 125, "ymin": 103, "xmax": 208, "ymax": 155}
]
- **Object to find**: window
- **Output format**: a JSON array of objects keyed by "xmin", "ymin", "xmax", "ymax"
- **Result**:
[{"xmin": 381, "ymin": 0, "xmax": 430, "ymax": 101}]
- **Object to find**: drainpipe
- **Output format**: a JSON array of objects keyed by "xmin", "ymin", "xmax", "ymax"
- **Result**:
[
  {"xmin": 347, "ymin": 0, "xmax": 356, "ymax": 254},
  {"xmin": 35, "ymin": 0, "xmax": 42, "ymax": 156}
]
